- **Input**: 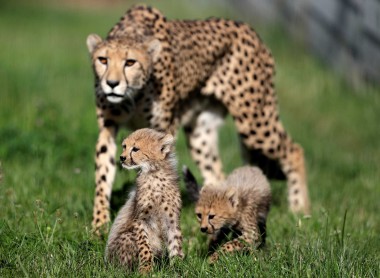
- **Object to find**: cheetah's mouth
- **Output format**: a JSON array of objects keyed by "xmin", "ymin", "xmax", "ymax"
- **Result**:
[
  {"xmin": 121, "ymin": 157, "xmax": 137, "ymax": 169},
  {"xmin": 107, "ymin": 93, "xmax": 123, "ymax": 98},
  {"xmin": 105, "ymin": 93, "xmax": 125, "ymax": 103},
  {"xmin": 130, "ymin": 156, "xmax": 136, "ymax": 166},
  {"xmin": 121, "ymin": 162, "xmax": 140, "ymax": 170}
]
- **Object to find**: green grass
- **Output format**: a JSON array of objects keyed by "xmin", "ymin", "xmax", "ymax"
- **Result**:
[{"xmin": 0, "ymin": 1, "xmax": 379, "ymax": 277}]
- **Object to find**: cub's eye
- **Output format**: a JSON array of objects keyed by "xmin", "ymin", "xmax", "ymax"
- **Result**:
[
  {"xmin": 208, "ymin": 214, "xmax": 215, "ymax": 220},
  {"xmin": 122, "ymin": 144, "xmax": 126, "ymax": 150},
  {"xmin": 196, "ymin": 213, "xmax": 202, "ymax": 219},
  {"xmin": 125, "ymin": 59, "xmax": 136, "ymax": 67},
  {"xmin": 98, "ymin": 57, "xmax": 108, "ymax": 65},
  {"xmin": 132, "ymin": 146, "xmax": 140, "ymax": 152}
]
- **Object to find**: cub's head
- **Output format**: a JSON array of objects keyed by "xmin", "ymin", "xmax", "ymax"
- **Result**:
[
  {"xmin": 120, "ymin": 128, "xmax": 175, "ymax": 172},
  {"xmin": 195, "ymin": 186, "xmax": 239, "ymax": 234},
  {"xmin": 182, "ymin": 167, "xmax": 239, "ymax": 234},
  {"xmin": 86, "ymin": 34, "xmax": 161, "ymax": 103}
]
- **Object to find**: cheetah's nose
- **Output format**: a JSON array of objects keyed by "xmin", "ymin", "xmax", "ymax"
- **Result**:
[
  {"xmin": 200, "ymin": 227, "xmax": 207, "ymax": 233},
  {"xmin": 120, "ymin": 155, "xmax": 126, "ymax": 162},
  {"xmin": 106, "ymin": 80, "xmax": 120, "ymax": 89}
]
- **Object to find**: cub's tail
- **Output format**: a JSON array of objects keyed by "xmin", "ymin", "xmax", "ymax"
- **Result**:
[{"xmin": 182, "ymin": 165, "xmax": 200, "ymax": 203}]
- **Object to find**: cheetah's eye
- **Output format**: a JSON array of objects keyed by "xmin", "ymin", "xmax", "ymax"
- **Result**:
[
  {"xmin": 196, "ymin": 213, "xmax": 202, "ymax": 219},
  {"xmin": 125, "ymin": 59, "xmax": 136, "ymax": 67},
  {"xmin": 208, "ymin": 214, "xmax": 215, "ymax": 220},
  {"xmin": 122, "ymin": 144, "xmax": 126, "ymax": 150},
  {"xmin": 132, "ymin": 146, "xmax": 140, "ymax": 152},
  {"xmin": 98, "ymin": 57, "xmax": 108, "ymax": 65}
]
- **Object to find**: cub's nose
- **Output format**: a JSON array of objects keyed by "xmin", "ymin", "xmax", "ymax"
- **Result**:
[
  {"xmin": 120, "ymin": 155, "xmax": 126, "ymax": 162},
  {"xmin": 106, "ymin": 80, "xmax": 120, "ymax": 89},
  {"xmin": 200, "ymin": 227, "xmax": 207, "ymax": 233}
]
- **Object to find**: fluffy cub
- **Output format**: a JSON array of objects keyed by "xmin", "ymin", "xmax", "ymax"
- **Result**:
[
  {"xmin": 183, "ymin": 166, "xmax": 271, "ymax": 263},
  {"xmin": 106, "ymin": 128, "xmax": 184, "ymax": 274}
]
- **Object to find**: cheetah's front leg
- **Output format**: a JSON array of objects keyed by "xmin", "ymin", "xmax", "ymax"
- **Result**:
[
  {"xmin": 150, "ymin": 84, "xmax": 179, "ymax": 134},
  {"xmin": 92, "ymin": 125, "xmax": 118, "ymax": 234}
]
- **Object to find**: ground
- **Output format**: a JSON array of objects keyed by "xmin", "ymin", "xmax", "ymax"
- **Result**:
[{"xmin": 0, "ymin": 1, "xmax": 379, "ymax": 277}]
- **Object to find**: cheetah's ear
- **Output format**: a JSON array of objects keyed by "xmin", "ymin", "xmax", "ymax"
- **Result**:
[
  {"xmin": 225, "ymin": 187, "xmax": 238, "ymax": 208},
  {"xmin": 146, "ymin": 38, "xmax": 162, "ymax": 63},
  {"xmin": 86, "ymin": 34, "xmax": 103, "ymax": 53},
  {"xmin": 160, "ymin": 133, "xmax": 174, "ymax": 158}
]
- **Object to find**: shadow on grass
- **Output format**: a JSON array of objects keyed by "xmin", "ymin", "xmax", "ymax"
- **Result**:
[{"xmin": 110, "ymin": 181, "xmax": 134, "ymax": 216}]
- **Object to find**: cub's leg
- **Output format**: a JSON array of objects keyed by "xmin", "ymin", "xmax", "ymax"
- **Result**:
[
  {"xmin": 133, "ymin": 221, "xmax": 154, "ymax": 274},
  {"xmin": 162, "ymin": 197, "xmax": 184, "ymax": 259},
  {"xmin": 92, "ymin": 123, "xmax": 118, "ymax": 234},
  {"xmin": 166, "ymin": 218, "xmax": 184, "ymax": 259},
  {"xmin": 184, "ymin": 108, "xmax": 226, "ymax": 186},
  {"xmin": 207, "ymin": 228, "xmax": 229, "ymax": 254},
  {"xmin": 106, "ymin": 231, "xmax": 136, "ymax": 269},
  {"xmin": 209, "ymin": 222, "xmax": 260, "ymax": 263}
]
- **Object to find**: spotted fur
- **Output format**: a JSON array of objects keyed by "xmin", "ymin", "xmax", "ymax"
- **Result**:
[
  {"xmin": 87, "ymin": 5, "xmax": 310, "ymax": 233},
  {"xmin": 105, "ymin": 128, "xmax": 184, "ymax": 274}
]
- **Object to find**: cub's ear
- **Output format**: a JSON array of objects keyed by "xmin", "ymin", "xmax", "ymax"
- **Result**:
[
  {"xmin": 86, "ymin": 34, "xmax": 103, "ymax": 53},
  {"xmin": 146, "ymin": 38, "xmax": 161, "ymax": 62},
  {"xmin": 160, "ymin": 133, "xmax": 174, "ymax": 157},
  {"xmin": 225, "ymin": 187, "xmax": 238, "ymax": 208}
]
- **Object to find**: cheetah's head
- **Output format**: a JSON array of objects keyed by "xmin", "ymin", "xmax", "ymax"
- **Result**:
[{"xmin": 86, "ymin": 34, "xmax": 161, "ymax": 104}]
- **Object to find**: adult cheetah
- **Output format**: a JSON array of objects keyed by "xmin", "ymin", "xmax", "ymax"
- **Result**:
[{"xmin": 86, "ymin": 5, "xmax": 310, "ymax": 233}]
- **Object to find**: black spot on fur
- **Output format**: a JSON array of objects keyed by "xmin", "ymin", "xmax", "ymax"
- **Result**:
[
  {"xmin": 204, "ymin": 165, "xmax": 212, "ymax": 171},
  {"xmin": 110, "ymin": 157, "xmax": 115, "ymax": 165},
  {"xmin": 100, "ymin": 145, "xmax": 107, "ymax": 153},
  {"xmin": 111, "ymin": 109, "xmax": 121, "ymax": 116},
  {"xmin": 104, "ymin": 119, "xmax": 116, "ymax": 127}
]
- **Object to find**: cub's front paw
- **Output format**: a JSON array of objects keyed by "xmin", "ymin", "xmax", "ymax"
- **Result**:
[
  {"xmin": 208, "ymin": 252, "xmax": 219, "ymax": 264},
  {"xmin": 138, "ymin": 263, "xmax": 152, "ymax": 275}
]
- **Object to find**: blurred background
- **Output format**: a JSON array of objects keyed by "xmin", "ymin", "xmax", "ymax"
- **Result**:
[
  {"xmin": 0, "ymin": 0, "xmax": 379, "ymax": 276},
  {"xmin": 233, "ymin": 0, "xmax": 380, "ymax": 87}
]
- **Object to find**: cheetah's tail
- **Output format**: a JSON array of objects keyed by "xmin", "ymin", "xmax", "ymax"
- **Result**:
[{"xmin": 182, "ymin": 165, "xmax": 200, "ymax": 203}]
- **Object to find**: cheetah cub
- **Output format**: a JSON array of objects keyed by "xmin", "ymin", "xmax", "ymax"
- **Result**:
[
  {"xmin": 106, "ymin": 128, "xmax": 184, "ymax": 274},
  {"xmin": 183, "ymin": 166, "xmax": 271, "ymax": 263}
]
